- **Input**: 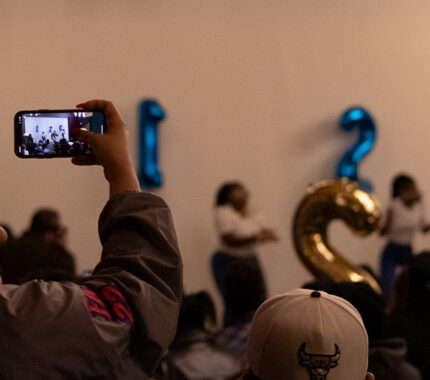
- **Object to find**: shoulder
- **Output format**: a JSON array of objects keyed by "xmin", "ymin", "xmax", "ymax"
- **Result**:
[{"xmin": 0, "ymin": 280, "xmax": 83, "ymax": 322}]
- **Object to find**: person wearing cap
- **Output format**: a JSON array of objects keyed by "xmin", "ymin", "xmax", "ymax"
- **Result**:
[{"xmin": 245, "ymin": 288, "xmax": 375, "ymax": 380}]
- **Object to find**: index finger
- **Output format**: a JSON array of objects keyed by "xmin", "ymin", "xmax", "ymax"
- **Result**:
[{"xmin": 76, "ymin": 99, "xmax": 125, "ymax": 130}]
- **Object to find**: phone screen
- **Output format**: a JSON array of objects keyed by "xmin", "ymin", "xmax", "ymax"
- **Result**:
[{"xmin": 14, "ymin": 110, "xmax": 105, "ymax": 158}]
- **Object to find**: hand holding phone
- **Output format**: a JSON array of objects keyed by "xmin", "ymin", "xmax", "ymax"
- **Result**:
[
  {"xmin": 15, "ymin": 109, "xmax": 105, "ymax": 158},
  {"xmin": 72, "ymin": 100, "xmax": 140, "ymax": 199}
]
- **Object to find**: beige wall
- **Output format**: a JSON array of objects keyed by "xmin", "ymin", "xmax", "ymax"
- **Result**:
[{"xmin": 2, "ymin": 1, "xmax": 430, "ymax": 306}]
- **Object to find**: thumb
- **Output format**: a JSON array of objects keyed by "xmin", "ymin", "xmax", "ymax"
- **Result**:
[
  {"xmin": 79, "ymin": 130, "xmax": 98, "ymax": 145},
  {"xmin": 0, "ymin": 227, "xmax": 8, "ymax": 246}
]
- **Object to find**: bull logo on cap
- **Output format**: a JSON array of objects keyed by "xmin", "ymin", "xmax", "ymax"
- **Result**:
[{"xmin": 298, "ymin": 342, "xmax": 341, "ymax": 380}]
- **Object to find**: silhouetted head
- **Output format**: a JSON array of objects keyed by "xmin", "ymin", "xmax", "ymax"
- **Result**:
[
  {"xmin": 328, "ymin": 281, "xmax": 386, "ymax": 343},
  {"xmin": 391, "ymin": 174, "xmax": 419, "ymax": 206},
  {"xmin": 31, "ymin": 209, "xmax": 60, "ymax": 232},
  {"xmin": 302, "ymin": 276, "xmax": 335, "ymax": 292},
  {"xmin": 29, "ymin": 208, "xmax": 67, "ymax": 247},
  {"xmin": 216, "ymin": 181, "xmax": 248, "ymax": 212}
]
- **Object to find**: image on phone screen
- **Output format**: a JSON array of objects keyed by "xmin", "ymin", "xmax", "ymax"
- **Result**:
[{"xmin": 15, "ymin": 110, "xmax": 104, "ymax": 158}]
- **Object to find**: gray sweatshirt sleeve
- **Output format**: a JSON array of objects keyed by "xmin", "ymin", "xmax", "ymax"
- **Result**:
[{"xmin": 80, "ymin": 191, "xmax": 183, "ymax": 375}]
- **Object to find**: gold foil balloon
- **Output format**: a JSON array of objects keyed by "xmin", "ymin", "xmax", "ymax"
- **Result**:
[{"xmin": 293, "ymin": 178, "xmax": 382, "ymax": 293}]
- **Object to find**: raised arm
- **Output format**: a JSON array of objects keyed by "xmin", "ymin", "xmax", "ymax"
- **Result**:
[
  {"xmin": 75, "ymin": 100, "xmax": 182, "ymax": 375},
  {"xmin": 72, "ymin": 100, "xmax": 140, "ymax": 198}
]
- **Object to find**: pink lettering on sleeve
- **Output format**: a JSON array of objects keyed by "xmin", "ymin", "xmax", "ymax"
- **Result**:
[{"xmin": 81, "ymin": 285, "xmax": 134, "ymax": 326}]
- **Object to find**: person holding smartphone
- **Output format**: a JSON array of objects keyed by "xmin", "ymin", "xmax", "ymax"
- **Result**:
[{"xmin": 0, "ymin": 100, "xmax": 182, "ymax": 379}]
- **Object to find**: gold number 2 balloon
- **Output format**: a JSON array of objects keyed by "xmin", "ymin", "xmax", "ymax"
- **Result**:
[{"xmin": 293, "ymin": 178, "xmax": 382, "ymax": 293}]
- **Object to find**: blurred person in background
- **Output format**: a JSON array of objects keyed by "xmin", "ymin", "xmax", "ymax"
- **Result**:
[
  {"xmin": 212, "ymin": 181, "xmax": 277, "ymax": 325},
  {"xmin": 388, "ymin": 251, "xmax": 430, "ymax": 379},
  {"xmin": 329, "ymin": 281, "xmax": 421, "ymax": 380},
  {"xmin": 0, "ymin": 208, "xmax": 75, "ymax": 283},
  {"xmin": 379, "ymin": 174, "xmax": 430, "ymax": 295},
  {"xmin": 159, "ymin": 291, "xmax": 244, "ymax": 380}
]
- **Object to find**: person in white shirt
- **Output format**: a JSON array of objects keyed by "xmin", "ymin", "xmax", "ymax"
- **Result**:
[
  {"xmin": 212, "ymin": 182, "xmax": 277, "ymax": 326},
  {"xmin": 380, "ymin": 174, "xmax": 430, "ymax": 295}
]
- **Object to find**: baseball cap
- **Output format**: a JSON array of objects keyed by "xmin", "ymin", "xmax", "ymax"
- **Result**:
[{"xmin": 247, "ymin": 288, "xmax": 368, "ymax": 380}]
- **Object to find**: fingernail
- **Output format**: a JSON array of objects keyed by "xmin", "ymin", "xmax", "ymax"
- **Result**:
[{"xmin": 76, "ymin": 103, "xmax": 84, "ymax": 108}]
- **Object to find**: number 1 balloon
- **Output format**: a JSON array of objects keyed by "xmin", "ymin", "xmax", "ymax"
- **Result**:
[{"xmin": 138, "ymin": 99, "xmax": 166, "ymax": 188}]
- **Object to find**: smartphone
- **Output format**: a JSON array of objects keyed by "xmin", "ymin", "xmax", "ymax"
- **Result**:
[{"xmin": 14, "ymin": 109, "xmax": 105, "ymax": 158}]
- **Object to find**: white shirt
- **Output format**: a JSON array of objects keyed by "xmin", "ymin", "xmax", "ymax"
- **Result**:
[
  {"xmin": 386, "ymin": 198, "xmax": 425, "ymax": 245},
  {"xmin": 214, "ymin": 205, "xmax": 263, "ymax": 257}
]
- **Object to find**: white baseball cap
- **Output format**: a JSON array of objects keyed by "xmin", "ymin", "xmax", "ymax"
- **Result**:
[{"xmin": 247, "ymin": 288, "xmax": 368, "ymax": 380}]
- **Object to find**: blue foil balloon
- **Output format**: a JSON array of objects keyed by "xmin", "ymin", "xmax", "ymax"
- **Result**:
[
  {"xmin": 336, "ymin": 107, "xmax": 376, "ymax": 192},
  {"xmin": 138, "ymin": 99, "xmax": 166, "ymax": 188}
]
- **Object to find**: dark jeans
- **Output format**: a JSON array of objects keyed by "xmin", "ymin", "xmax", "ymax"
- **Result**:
[
  {"xmin": 380, "ymin": 242, "xmax": 413, "ymax": 295},
  {"xmin": 211, "ymin": 251, "xmax": 266, "ymax": 326}
]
